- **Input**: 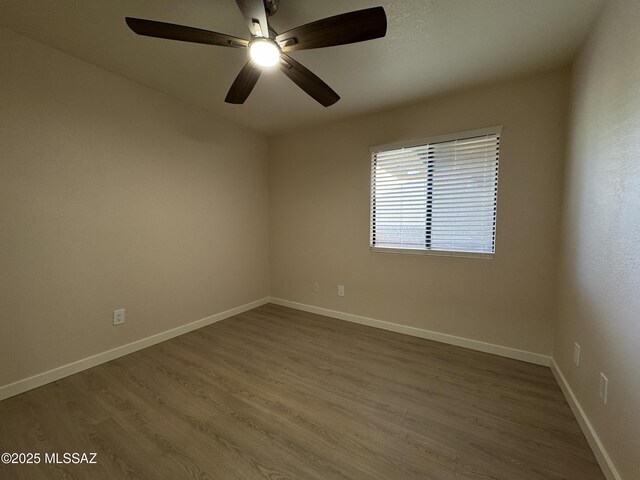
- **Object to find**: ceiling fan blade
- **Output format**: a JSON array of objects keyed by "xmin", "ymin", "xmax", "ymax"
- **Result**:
[
  {"xmin": 278, "ymin": 54, "xmax": 340, "ymax": 107},
  {"xmin": 125, "ymin": 18, "xmax": 248, "ymax": 48},
  {"xmin": 235, "ymin": 0, "xmax": 270, "ymax": 38},
  {"xmin": 276, "ymin": 7, "xmax": 387, "ymax": 52},
  {"xmin": 225, "ymin": 60, "xmax": 262, "ymax": 104}
]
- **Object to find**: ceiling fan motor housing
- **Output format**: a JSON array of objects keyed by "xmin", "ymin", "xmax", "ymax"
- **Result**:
[{"xmin": 264, "ymin": 0, "xmax": 279, "ymax": 16}]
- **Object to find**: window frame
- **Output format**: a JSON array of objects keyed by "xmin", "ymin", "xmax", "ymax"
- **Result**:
[{"xmin": 369, "ymin": 126, "xmax": 503, "ymax": 259}]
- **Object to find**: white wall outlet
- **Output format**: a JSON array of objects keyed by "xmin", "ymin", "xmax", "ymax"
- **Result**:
[
  {"xmin": 113, "ymin": 309, "xmax": 125, "ymax": 326},
  {"xmin": 573, "ymin": 342, "xmax": 581, "ymax": 367},
  {"xmin": 313, "ymin": 281, "xmax": 320, "ymax": 293},
  {"xmin": 599, "ymin": 373, "xmax": 608, "ymax": 404},
  {"xmin": 337, "ymin": 285, "xmax": 345, "ymax": 297}
]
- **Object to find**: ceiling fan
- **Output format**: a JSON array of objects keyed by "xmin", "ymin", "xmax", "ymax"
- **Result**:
[{"xmin": 125, "ymin": 0, "xmax": 387, "ymax": 107}]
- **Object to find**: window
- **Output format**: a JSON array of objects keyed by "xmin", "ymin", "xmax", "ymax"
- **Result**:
[{"xmin": 370, "ymin": 126, "xmax": 501, "ymax": 258}]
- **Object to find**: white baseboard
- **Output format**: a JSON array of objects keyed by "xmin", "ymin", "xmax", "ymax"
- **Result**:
[
  {"xmin": 269, "ymin": 297, "xmax": 551, "ymax": 366},
  {"xmin": 0, "ymin": 297, "xmax": 270, "ymax": 401},
  {"xmin": 550, "ymin": 359, "xmax": 622, "ymax": 480}
]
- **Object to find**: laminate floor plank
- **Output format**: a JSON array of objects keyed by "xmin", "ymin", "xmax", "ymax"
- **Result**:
[{"xmin": 0, "ymin": 304, "xmax": 605, "ymax": 479}]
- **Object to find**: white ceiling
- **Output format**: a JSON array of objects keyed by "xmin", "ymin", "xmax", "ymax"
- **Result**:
[{"xmin": 0, "ymin": 0, "xmax": 605, "ymax": 134}]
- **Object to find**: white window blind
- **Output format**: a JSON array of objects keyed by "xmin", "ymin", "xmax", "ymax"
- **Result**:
[{"xmin": 370, "ymin": 126, "xmax": 501, "ymax": 257}]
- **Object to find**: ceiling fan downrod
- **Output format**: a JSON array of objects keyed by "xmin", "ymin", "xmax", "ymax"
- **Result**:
[{"xmin": 264, "ymin": 0, "xmax": 279, "ymax": 17}]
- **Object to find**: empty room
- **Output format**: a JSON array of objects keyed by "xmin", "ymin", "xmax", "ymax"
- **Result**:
[{"xmin": 1, "ymin": 0, "xmax": 638, "ymax": 479}]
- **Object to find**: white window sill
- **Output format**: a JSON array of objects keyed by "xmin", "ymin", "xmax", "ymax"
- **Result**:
[{"xmin": 370, "ymin": 246, "xmax": 495, "ymax": 260}]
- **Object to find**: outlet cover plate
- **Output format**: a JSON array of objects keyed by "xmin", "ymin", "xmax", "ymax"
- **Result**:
[
  {"xmin": 113, "ymin": 309, "xmax": 125, "ymax": 326},
  {"xmin": 599, "ymin": 373, "xmax": 608, "ymax": 404}
]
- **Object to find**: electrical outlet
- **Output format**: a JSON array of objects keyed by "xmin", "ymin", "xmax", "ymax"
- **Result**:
[
  {"xmin": 113, "ymin": 309, "xmax": 125, "ymax": 326},
  {"xmin": 599, "ymin": 373, "xmax": 608, "ymax": 404},
  {"xmin": 573, "ymin": 343, "xmax": 581, "ymax": 367},
  {"xmin": 337, "ymin": 285, "xmax": 345, "ymax": 297},
  {"xmin": 313, "ymin": 282, "xmax": 320, "ymax": 293}
]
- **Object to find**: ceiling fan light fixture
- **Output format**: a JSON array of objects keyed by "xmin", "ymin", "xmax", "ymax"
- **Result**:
[{"xmin": 249, "ymin": 38, "xmax": 280, "ymax": 67}]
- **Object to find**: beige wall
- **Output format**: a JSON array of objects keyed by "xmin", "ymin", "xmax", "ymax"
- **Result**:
[
  {"xmin": 0, "ymin": 27, "xmax": 269, "ymax": 387},
  {"xmin": 269, "ymin": 69, "xmax": 570, "ymax": 356},
  {"xmin": 554, "ymin": 1, "xmax": 640, "ymax": 478}
]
